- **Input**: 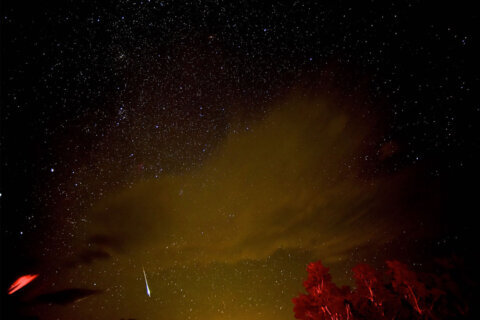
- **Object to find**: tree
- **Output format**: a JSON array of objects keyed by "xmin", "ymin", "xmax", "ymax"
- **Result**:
[
  {"xmin": 351, "ymin": 264, "xmax": 392, "ymax": 319},
  {"xmin": 293, "ymin": 260, "xmax": 352, "ymax": 320},
  {"xmin": 293, "ymin": 259, "xmax": 467, "ymax": 320}
]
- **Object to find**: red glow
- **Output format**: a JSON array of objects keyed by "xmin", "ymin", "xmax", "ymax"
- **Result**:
[
  {"xmin": 8, "ymin": 274, "xmax": 39, "ymax": 295},
  {"xmin": 292, "ymin": 259, "xmax": 464, "ymax": 319}
]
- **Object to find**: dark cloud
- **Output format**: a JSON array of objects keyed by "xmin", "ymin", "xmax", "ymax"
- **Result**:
[
  {"xmin": 88, "ymin": 234, "xmax": 125, "ymax": 251},
  {"xmin": 78, "ymin": 249, "xmax": 111, "ymax": 265},
  {"xmin": 33, "ymin": 288, "xmax": 101, "ymax": 305},
  {"xmin": 60, "ymin": 245, "xmax": 113, "ymax": 269},
  {"xmin": 88, "ymin": 184, "xmax": 173, "ymax": 252}
]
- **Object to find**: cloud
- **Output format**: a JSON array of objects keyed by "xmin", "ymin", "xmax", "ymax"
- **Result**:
[
  {"xmin": 86, "ymin": 95, "xmax": 415, "ymax": 268},
  {"xmin": 77, "ymin": 249, "xmax": 111, "ymax": 265},
  {"xmin": 61, "ymin": 245, "xmax": 112, "ymax": 269},
  {"xmin": 88, "ymin": 234, "xmax": 126, "ymax": 252},
  {"xmin": 33, "ymin": 288, "xmax": 101, "ymax": 305}
]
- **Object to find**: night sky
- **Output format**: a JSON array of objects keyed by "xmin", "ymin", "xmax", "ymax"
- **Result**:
[{"xmin": 1, "ymin": 1, "xmax": 479, "ymax": 319}]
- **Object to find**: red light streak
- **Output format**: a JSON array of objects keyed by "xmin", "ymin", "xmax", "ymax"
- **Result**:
[{"xmin": 8, "ymin": 274, "xmax": 39, "ymax": 295}]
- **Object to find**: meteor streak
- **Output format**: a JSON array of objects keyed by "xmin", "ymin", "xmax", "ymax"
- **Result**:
[
  {"xmin": 142, "ymin": 266, "xmax": 151, "ymax": 297},
  {"xmin": 8, "ymin": 274, "xmax": 39, "ymax": 295}
]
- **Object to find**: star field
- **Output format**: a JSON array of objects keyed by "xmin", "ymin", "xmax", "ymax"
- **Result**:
[{"xmin": 1, "ymin": 1, "xmax": 479, "ymax": 319}]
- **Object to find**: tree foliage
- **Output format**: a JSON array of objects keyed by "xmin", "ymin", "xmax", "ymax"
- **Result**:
[{"xmin": 293, "ymin": 258, "xmax": 470, "ymax": 319}]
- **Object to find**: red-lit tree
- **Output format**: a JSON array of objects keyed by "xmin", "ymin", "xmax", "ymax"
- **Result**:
[
  {"xmin": 292, "ymin": 259, "xmax": 466, "ymax": 320},
  {"xmin": 386, "ymin": 260, "xmax": 445, "ymax": 319},
  {"xmin": 351, "ymin": 263, "xmax": 391, "ymax": 319},
  {"xmin": 293, "ymin": 261, "xmax": 352, "ymax": 320}
]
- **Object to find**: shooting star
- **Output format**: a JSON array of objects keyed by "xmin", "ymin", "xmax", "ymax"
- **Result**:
[{"xmin": 142, "ymin": 266, "xmax": 151, "ymax": 297}]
